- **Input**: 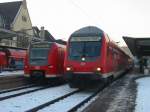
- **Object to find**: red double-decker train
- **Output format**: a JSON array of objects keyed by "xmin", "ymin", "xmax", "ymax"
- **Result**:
[
  {"xmin": 64, "ymin": 26, "xmax": 131, "ymax": 87},
  {"xmin": 24, "ymin": 41, "xmax": 66, "ymax": 78},
  {"xmin": 0, "ymin": 46, "xmax": 26, "ymax": 71}
]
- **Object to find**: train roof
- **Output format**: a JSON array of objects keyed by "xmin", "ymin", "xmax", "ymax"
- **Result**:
[
  {"xmin": 31, "ymin": 41, "xmax": 57, "ymax": 45},
  {"xmin": 70, "ymin": 26, "xmax": 104, "ymax": 37},
  {"xmin": 31, "ymin": 40, "xmax": 66, "ymax": 45}
]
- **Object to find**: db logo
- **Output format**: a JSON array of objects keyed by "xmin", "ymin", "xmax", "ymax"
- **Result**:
[
  {"xmin": 80, "ymin": 62, "xmax": 86, "ymax": 66},
  {"xmin": 35, "ymin": 66, "xmax": 40, "ymax": 69}
]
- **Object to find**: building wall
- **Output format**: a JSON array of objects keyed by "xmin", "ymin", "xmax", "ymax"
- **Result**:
[
  {"xmin": 11, "ymin": 0, "xmax": 33, "ymax": 48},
  {"xmin": 12, "ymin": 1, "xmax": 33, "ymax": 35}
]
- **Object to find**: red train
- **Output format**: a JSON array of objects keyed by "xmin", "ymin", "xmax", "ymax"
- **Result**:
[
  {"xmin": 0, "ymin": 46, "xmax": 26, "ymax": 71},
  {"xmin": 0, "ymin": 51, "xmax": 7, "ymax": 70},
  {"xmin": 64, "ymin": 26, "xmax": 131, "ymax": 87},
  {"xmin": 24, "ymin": 41, "xmax": 66, "ymax": 78}
]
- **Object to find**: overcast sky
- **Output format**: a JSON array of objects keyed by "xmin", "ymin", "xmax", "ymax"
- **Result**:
[{"xmin": 1, "ymin": 0, "xmax": 150, "ymax": 46}]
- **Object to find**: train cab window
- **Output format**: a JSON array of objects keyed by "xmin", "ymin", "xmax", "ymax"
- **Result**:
[
  {"xmin": 30, "ymin": 48, "xmax": 49, "ymax": 65},
  {"xmin": 29, "ymin": 42, "xmax": 52, "ymax": 66},
  {"xmin": 69, "ymin": 42, "xmax": 84, "ymax": 57},
  {"xmin": 85, "ymin": 41, "xmax": 101, "ymax": 57},
  {"xmin": 29, "ymin": 43, "xmax": 52, "ymax": 65},
  {"xmin": 69, "ymin": 36, "xmax": 102, "ymax": 61}
]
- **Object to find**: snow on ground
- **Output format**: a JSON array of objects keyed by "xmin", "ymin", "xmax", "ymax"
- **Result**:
[
  {"xmin": 81, "ymin": 75, "xmax": 137, "ymax": 112},
  {"xmin": 0, "ymin": 84, "xmax": 76, "ymax": 112},
  {"xmin": 106, "ymin": 78, "xmax": 131, "ymax": 112},
  {"xmin": 77, "ymin": 93, "xmax": 99, "ymax": 112},
  {"xmin": 105, "ymin": 75, "xmax": 136, "ymax": 112},
  {"xmin": 0, "ymin": 70, "xmax": 24, "ymax": 77},
  {"xmin": 135, "ymin": 76, "xmax": 150, "ymax": 112},
  {"xmin": 39, "ymin": 92, "xmax": 93, "ymax": 112}
]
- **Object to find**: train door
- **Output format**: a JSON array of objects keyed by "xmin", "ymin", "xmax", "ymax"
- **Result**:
[
  {"xmin": 113, "ymin": 48, "xmax": 119, "ymax": 72},
  {"xmin": 58, "ymin": 48, "xmax": 62, "ymax": 74},
  {"xmin": 107, "ymin": 45, "xmax": 114, "ymax": 72}
]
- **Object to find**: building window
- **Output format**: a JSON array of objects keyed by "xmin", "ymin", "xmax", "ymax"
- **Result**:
[{"xmin": 22, "ymin": 15, "xmax": 27, "ymax": 22}]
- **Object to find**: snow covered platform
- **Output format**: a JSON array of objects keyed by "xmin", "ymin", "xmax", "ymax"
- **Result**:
[
  {"xmin": 0, "ymin": 70, "xmax": 29, "ymax": 90},
  {"xmin": 135, "ymin": 76, "xmax": 150, "ymax": 112},
  {"xmin": 82, "ymin": 74, "xmax": 150, "ymax": 112},
  {"xmin": 0, "ymin": 71, "xmax": 24, "ymax": 77}
]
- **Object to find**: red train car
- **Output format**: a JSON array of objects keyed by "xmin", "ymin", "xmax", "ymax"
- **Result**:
[
  {"xmin": 24, "ymin": 41, "xmax": 66, "ymax": 78},
  {"xmin": 0, "ymin": 51, "xmax": 7, "ymax": 70},
  {"xmin": 8, "ymin": 49, "xmax": 26, "ymax": 69},
  {"xmin": 64, "ymin": 26, "xmax": 131, "ymax": 87},
  {"xmin": 0, "ymin": 46, "xmax": 26, "ymax": 70}
]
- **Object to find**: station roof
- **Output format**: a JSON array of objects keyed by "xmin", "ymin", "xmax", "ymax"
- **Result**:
[
  {"xmin": 123, "ymin": 36, "xmax": 150, "ymax": 56},
  {"xmin": 0, "ymin": 28, "xmax": 43, "ymax": 41},
  {"xmin": 0, "ymin": 28, "xmax": 17, "ymax": 39}
]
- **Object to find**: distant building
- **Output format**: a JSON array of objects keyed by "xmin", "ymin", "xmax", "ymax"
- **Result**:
[
  {"xmin": 32, "ymin": 26, "xmax": 66, "ymax": 45},
  {"xmin": 32, "ymin": 26, "xmax": 56, "ymax": 42},
  {"xmin": 0, "ymin": 0, "xmax": 33, "ymax": 48},
  {"xmin": 121, "ymin": 46, "xmax": 134, "ymax": 58}
]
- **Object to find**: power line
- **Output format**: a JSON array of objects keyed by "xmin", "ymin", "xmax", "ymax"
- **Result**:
[{"xmin": 66, "ymin": 0, "xmax": 100, "ymax": 26}]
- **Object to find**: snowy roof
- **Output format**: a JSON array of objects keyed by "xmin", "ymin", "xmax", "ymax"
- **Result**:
[{"xmin": 0, "ymin": 1, "xmax": 22, "ymax": 29}]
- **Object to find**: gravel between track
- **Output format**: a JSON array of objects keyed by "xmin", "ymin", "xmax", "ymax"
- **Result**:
[{"xmin": 82, "ymin": 74, "xmax": 137, "ymax": 112}]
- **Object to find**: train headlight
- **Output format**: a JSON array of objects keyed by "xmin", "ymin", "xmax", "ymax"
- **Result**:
[
  {"xmin": 96, "ymin": 67, "xmax": 101, "ymax": 71},
  {"xmin": 48, "ymin": 65, "xmax": 53, "ymax": 69},
  {"xmin": 81, "ymin": 57, "xmax": 85, "ymax": 61},
  {"xmin": 66, "ymin": 67, "xmax": 71, "ymax": 71}
]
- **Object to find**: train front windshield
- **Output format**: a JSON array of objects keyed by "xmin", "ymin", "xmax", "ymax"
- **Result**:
[
  {"xmin": 29, "ymin": 43, "xmax": 51, "ymax": 65},
  {"xmin": 69, "ymin": 36, "xmax": 102, "ymax": 61}
]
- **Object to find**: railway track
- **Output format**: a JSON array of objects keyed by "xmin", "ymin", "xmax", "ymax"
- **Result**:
[
  {"xmin": 27, "ymin": 73, "xmax": 127, "ymax": 112},
  {"xmin": 68, "ymin": 86, "xmax": 104, "ymax": 112},
  {"xmin": 0, "ymin": 73, "xmax": 127, "ymax": 112},
  {"xmin": 0, "ymin": 84, "xmax": 77, "ymax": 112},
  {"xmin": 26, "ymin": 89, "xmax": 81, "ymax": 112},
  {"xmin": 26, "ymin": 84, "xmax": 105, "ymax": 112},
  {"xmin": 0, "ymin": 75, "xmax": 32, "ymax": 90},
  {"xmin": 0, "ymin": 84, "xmax": 37, "ymax": 94},
  {"xmin": 0, "ymin": 85, "xmax": 55, "ymax": 101}
]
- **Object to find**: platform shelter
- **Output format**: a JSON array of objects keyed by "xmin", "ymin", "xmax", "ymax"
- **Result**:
[{"xmin": 123, "ymin": 36, "xmax": 150, "ymax": 73}]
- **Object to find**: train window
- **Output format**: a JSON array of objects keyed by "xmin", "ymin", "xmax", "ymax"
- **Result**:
[
  {"xmin": 85, "ymin": 42, "xmax": 101, "ymax": 57},
  {"xmin": 29, "ymin": 43, "xmax": 52, "ymax": 65},
  {"xmin": 15, "ymin": 59, "xmax": 24, "ymax": 69},
  {"xmin": 69, "ymin": 42, "xmax": 84, "ymax": 57},
  {"xmin": 70, "ymin": 36, "xmax": 101, "ymax": 42},
  {"xmin": 69, "ymin": 41, "xmax": 101, "ymax": 61},
  {"xmin": 29, "ymin": 48, "xmax": 49, "ymax": 65}
]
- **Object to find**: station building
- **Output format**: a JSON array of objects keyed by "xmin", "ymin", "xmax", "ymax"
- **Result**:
[
  {"xmin": 0, "ymin": 0, "xmax": 33, "ymax": 48},
  {"xmin": 123, "ymin": 36, "xmax": 150, "ymax": 73}
]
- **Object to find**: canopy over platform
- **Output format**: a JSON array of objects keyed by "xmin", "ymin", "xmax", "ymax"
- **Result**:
[
  {"xmin": 0, "ymin": 28, "xmax": 44, "ymax": 41},
  {"xmin": 0, "ymin": 28, "xmax": 17, "ymax": 39},
  {"xmin": 123, "ymin": 36, "xmax": 150, "ymax": 57}
]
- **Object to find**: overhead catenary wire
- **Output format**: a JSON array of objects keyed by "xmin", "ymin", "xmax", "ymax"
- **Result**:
[{"xmin": 66, "ymin": 0, "xmax": 101, "ymax": 27}]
